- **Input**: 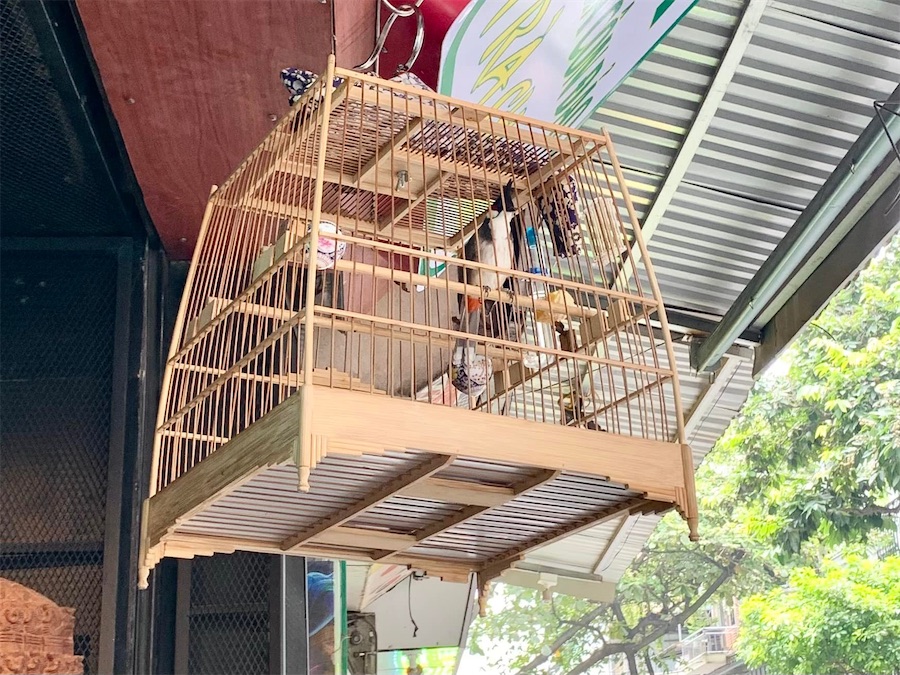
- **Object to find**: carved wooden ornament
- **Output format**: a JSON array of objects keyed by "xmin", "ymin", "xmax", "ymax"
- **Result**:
[{"xmin": 0, "ymin": 578, "xmax": 83, "ymax": 675}]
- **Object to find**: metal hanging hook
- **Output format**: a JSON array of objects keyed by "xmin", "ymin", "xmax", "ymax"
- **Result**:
[
  {"xmin": 355, "ymin": 0, "xmax": 424, "ymax": 74},
  {"xmin": 380, "ymin": 0, "xmax": 419, "ymax": 17}
]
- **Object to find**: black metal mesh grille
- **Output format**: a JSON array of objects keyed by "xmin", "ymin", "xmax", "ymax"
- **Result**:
[
  {"xmin": 0, "ymin": 250, "xmax": 117, "ymax": 675},
  {"xmin": 0, "ymin": 0, "xmax": 125, "ymax": 236},
  {"xmin": 188, "ymin": 552, "xmax": 271, "ymax": 675}
]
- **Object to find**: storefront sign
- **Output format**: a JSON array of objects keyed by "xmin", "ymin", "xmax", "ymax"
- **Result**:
[{"xmin": 381, "ymin": 0, "xmax": 696, "ymax": 128}]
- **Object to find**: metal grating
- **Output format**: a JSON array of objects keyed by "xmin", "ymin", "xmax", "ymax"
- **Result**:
[
  {"xmin": 0, "ymin": 0, "xmax": 126, "ymax": 237},
  {"xmin": 646, "ymin": 184, "xmax": 798, "ymax": 316},
  {"xmin": 187, "ymin": 552, "xmax": 271, "ymax": 675},
  {"xmin": 684, "ymin": 7, "xmax": 899, "ymax": 210},
  {"xmin": 586, "ymin": 0, "xmax": 744, "ymax": 217},
  {"xmin": 771, "ymin": 0, "xmax": 900, "ymax": 44},
  {"xmin": 0, "ymin": 250, "xmax": 118, "ymax": 675}
]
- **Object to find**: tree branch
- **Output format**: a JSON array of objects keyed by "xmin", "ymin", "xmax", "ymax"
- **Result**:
[
  {"xmin": 625, "ymin": 650, "xmax": 639, "ymax": 675},
  {"xmin": 514, "ymin": 604, "xmax": 608, "ymax": 675},
  {"xmin": 611, "ymin": 601, "xmax": 631, "ymax": 632},
  {"xmin": 648, "ymin": 547, "xmax": 729, "ymax": 570},
  {"xmin": 837, "ymin": 503, "xmax": 900, "ymax": 517},
  {"xmin": 562, "ymin": 551, "xmax": 746, "ymax": 675}
]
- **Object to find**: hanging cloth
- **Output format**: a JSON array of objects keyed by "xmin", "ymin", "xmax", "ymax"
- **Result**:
[
  {"xmin": 450, "ymin": 343, "xmax": 492, "ymax": 399},
  {"xmin": 537, "ymin": 176, "xmax": 583, "ymax": 258},
  {"xmin": 280, "ymin": 68, "xmax": 439, "ymax": 107},
  {"xmin": 281, "ymin": 68, "xmax": 343, "ymax": 105}
]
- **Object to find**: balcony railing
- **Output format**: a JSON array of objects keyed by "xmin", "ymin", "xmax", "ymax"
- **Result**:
[{"xmin": 680, "ymin": 626, "xmax": 739, "ymax": 664}]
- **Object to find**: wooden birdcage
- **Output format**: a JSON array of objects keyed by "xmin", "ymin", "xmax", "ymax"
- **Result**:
[{"xmin": 139, "ymin": 56, "xmax": 697, "ymax": 599}]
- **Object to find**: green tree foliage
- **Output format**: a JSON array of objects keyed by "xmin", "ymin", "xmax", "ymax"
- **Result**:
[
  {"xmin": 467, "ymin": 516, "xmax": 775, "ymax": 675},
  {"xmin": 466, "ymin": 238, "xmax": 899, "ymax": 675},
  {"xmin": 711, "ymin": 238, "xmax": 900, "ymax": 555},
  {"xmin": 737, "ymin": 555, "xmax": 900, "ymax": 674}
]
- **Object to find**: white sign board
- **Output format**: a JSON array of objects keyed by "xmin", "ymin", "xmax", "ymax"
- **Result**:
[{"xmin": 438, "ymin": 0, "xmax": 697, "ymax": 128}]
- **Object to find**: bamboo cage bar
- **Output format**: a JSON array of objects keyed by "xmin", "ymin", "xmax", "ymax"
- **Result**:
[{"xmin": 140, "ymin": 61, "xmax": 697, "ymax": 590}]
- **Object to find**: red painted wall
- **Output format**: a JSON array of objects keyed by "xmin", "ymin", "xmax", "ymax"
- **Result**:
[{"xmin": 78, "ymin": 0, "xmax": 375, "ymax": 259}]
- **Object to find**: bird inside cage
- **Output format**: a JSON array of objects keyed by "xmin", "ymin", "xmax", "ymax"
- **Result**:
[
  {"xmin": 450, "ymin": 181, "xmax": 528, "ymax": 402},
  {"xmin": 457, "ymin": 180, "xmax": 521, "ymax": 337},
  {"xmin": 562, "ymin": 387, "xmax": 606, "ymax": 432},
  {"xmin": 554, "ymin": 321, "xmax": 578, "ymax": 354}
]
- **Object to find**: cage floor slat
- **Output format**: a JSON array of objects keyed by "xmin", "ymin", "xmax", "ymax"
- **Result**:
[{"xmin": 141, "ymin": 384, "xmax": 680, "ymax": 589}]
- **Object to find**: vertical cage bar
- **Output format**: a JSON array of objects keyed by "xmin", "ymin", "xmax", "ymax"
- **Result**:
[
  {"xmin": 149, "ymin": 185, "xmax": 218, "ymax": 498},
  {"xmin": 297, "ymin": 54, "xmax": 337, "ymax": 491},
  {"xmin": 604, "ymin": 131, "xmax": 697, "ymax": 539}
]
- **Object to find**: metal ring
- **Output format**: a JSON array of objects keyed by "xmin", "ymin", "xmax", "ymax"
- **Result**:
[
  {"xmin": 380, "ymin": 0, "xmax": 418, "ymax": 17},
  {"xmin": 395, "ymin": 6, "xmax": 424, "ymax": 73}
]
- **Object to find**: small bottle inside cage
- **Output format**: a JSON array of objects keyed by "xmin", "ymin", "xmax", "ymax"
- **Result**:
[
  {"xmin": 522, "ymin": 224, "xmax": 551, "ymax": 371},
  {"xmin": 525, "ymin": 225, "xmax": 543, "ymax": 275}
]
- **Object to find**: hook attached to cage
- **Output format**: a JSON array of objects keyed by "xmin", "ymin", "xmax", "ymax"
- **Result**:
[{"xmin": 355, "ymin": 0, "xmax": 424, "ymax": 74}]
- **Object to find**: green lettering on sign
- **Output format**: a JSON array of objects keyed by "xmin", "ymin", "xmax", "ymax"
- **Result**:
[
  {"xmin": 652, "ymin": 0, "xmax": 676, "ymax": 26},
  {"xmin": 554, "ymin": 0, "xmax": 632, "ymax": 127}
]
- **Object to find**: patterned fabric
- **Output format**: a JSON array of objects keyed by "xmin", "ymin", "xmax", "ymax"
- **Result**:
[
  {"xmin": 450, "ymin": 346, "xmax": 492, "ymax": 398},
  {"xmin": 538, "ymin": 176, "xmax": 583, "ymax": 258},
  {"xmin": 281, "ymin": 67, "xmax": 344, "ymax": 105},
  {"xmin": 304, "ymin": 220, "xmax": 347, "ymax": 270},
  {"xmin": 281, "ymin": 67, "xmax": 443, "ymax": 106},
  {"xmin": 282, "ymin": 68, "xmax": 315, "ymax": 104}
]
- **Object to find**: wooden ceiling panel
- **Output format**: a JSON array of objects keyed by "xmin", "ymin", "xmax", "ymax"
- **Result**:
[{"xmin": 77, "ymin": 0, "xmax": 374, "ymax": 259}]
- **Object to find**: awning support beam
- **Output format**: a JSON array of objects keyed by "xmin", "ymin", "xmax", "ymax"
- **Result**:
[
  {"xmin": 612, "ymin": 0, "xmax": 770, "ymax": 289},
  {"xmin": 692, "ymin": 83, "xmax": 900, "ymax": 372}
]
